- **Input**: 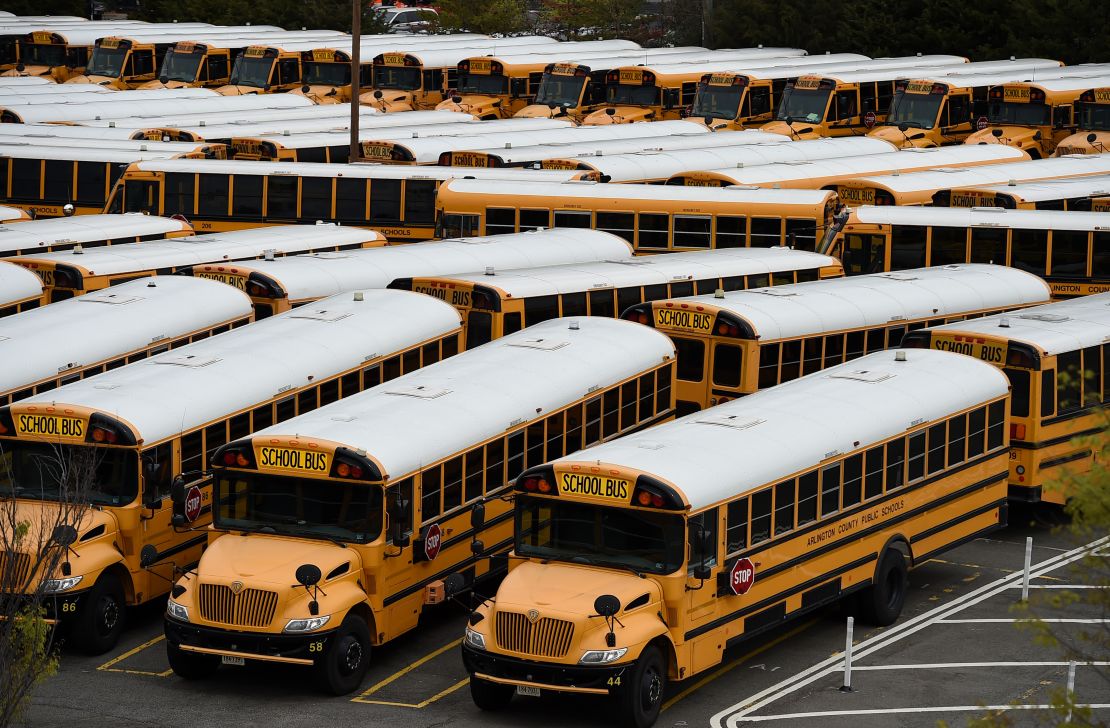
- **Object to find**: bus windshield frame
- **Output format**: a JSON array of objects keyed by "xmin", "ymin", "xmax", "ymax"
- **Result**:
[
  {"xmin": 691, "ymin": 83, "xmax": 744, "ymax": 120},
  {"xmin": 229, "ymin": 56, "xmax": 274, "ymax": 88},
  {"xmin": 534, "ymin": 74, "xmax": 587, "ymax": 108},
  {"xmin": 1076, "ymin": 102, "xmax": 1110, "ymax": 131},
  {"xmin": 85, "ymin": 46, "xmax": 128, "ymax": 78},
  {"xmin": 0, "ymin": 440, "xmax": 138, "ymax": 508},
  {"xmin": 159, "ymin": 49, "xmax": 204, "ymax": 82},
  {"xmin": 457, "ymin": 73, "xmax": 507, "ymax": 95},
  {"xmin": 606, "ymin": 83, "xmax": 660, "ymax": 107},
  {"xmin": 302, "ymin": 61, "xmax": 350, "ymax": 86},
  {"xmin": 883, "ymin": 91, "xmax": 944, "ymax": 129},
  {"xmin": 775, "ymin": 87, "xmax": 831, "ymax": 123},
  {"xmin": 214, "ymin": 471, "xmax": 383, "ymax": 545},
  {"xmin": 514, "ymin": 494, "xmax": 685, "ymax": 575},
  {"xmin": 373, "ymin": 64, "xmax": 421, "ymax": 91},
  {"xmin": 988, "ymin": 101, "xmax": 1051, "ymax": 126}
]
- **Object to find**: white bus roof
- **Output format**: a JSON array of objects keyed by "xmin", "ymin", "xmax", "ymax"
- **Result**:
[
  {"xmin": 991, "ymin": 75, "xmax": 1110, "ymax": 92},
  {"xmin": 423, "ymin": 247, "xmax": 841, "ymax": 299},
  {"xmin": 245, "ymin": 118, "xmax": 578, "ymax": 148},
  {"xmin": 0, "ymin": 145, "xmax": 180, "ymax": 163},
  {"xmin": 81, "ymin": 103, "xmax": 403, "ymax": 133},
  {"xmin": 4, "ymin": 92, "xmax": 312, "ymax": 123},
  {"xmin": 0, "ymin": 275, "xmax": 251, "ymax": 396},
  {"xmin": 0, "ymin": 259, "xmax": 42, "ymax": 307},
  {"xmin": 920, "ymin": 293, "xmax": 1110, "ymax": 357},
  {"xmin": 0, "ymin": 214, "xmax": 191, "ymax": 256},
  {"xmin": 0, "ymin": 77, "xmax": 52, "ymax": 86},
  {"xmin": 0, "ymin": 86, "xmax": 216, "ymax": 106},
  {"xmin": 198, "ymin": 229, "xmax": 635, "ymax": 301},
  {"xmin": 14, "ymin": 224, "xmax": 384, "ymax": 277},
  {"xmin": 438, "ymin": 178, "xmax": 836, "ymax": 205},
  {"xmin": 659, "ymin": 264, "xmax": 1051, "ymax": 341},
  {"xmin": 843, "ymin": 154, "xmax": 1110, "ymax": 196},
  {"xmin": 0, "ymin": 137, "xmax": 218, "ymax": 155},
  {"xmin": 7, "ymin": 288, "xmax": 461, "ymax": 443},
  {"xmin": 850, "ymin": 204, "xmax": 1110, "ymax": 231},
  {"xmin": 951, "ymin": 174, "xmax": 1110, "ymax": 202},
  {"xmin": 689, "ymin": 145, "xmax": 1028, "ymax": 187},
  {"xmin": 550, "ymin": 348, "xmax": 1008, "ymax": 510},
  {"xmin": 0, "ymin": 205, "xmax": 29, "ymax": 222},
  {"xmin": 243, "ymin": 316, "xmax": 675, "ymax": 481}
]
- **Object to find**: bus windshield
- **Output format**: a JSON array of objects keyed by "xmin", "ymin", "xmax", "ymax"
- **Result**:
[
  {"xmin": 884, "ymin": 91, "xmax": 944, "ymax": 129},
  {"xmin": 23, "ymin": 43, "xmax": 66, "ymax": 66},
  {"xmin": 230, "ymin": 56, "xmax": 273, "ymax": 87},
  {"xmin": 457, "ymin": 73, "xmax": 507, "ymax": 95},
  {"xmin": 0, "ymin": 441, "xmax": 137, "ymax": 507},
  {"xmin": 1076, "ymin": 102, "xmax": 1110, "ymax": 131},
  {"xmin": 776, "ymin": 87, "xmax": 831, "ymax": 123},
  {"xmin": 373, "ymin": 64, "xmax": 420, "ymax": 90},
  {"xmin": 988, "ymin": 101, "xmax": 1051, "ymax": 126},
  {"xmin": 691, "ymin": 84, "xmax": 743, "ymax": 120},
  {"xmin": 160, "ymin": 50, "xmax": 204, "ymax": 82},
  {"xmin": 214, "ymin": 472, "xmax": 383, "ymax": 544},
  {"xmin": 534, "ymin": 74, "xmax": 586, "ymax": 107},
  {"xmin": 302, "ymin": 61, "xmax": 350, "ymax": 86},
  {"xmin": 85, "ymin": 46, "xmax": 127, "ymax": 78},
  {"xmin": 515, "ymin": 494, "xmax": 685, "ymax": 575},
  {"xmin": 606, "ymin": 83, "xmax": 659, "ymax": 106}
]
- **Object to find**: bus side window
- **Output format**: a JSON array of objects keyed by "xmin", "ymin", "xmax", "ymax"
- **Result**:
[
  {"xmin": 864, "ymin": 447, "xmax": 883, "ymax": 500},
  {"xmin": 819, "ymin": 463, "xmax": 841, "ymax": 517},
  {"xmin": 749, "ymin": 490, "xmax": 771, "ymax": 545},
  {"xmin": 141, "ymin": 442, "xmax": 173, "ymax": 500},
  {"xmin": 519, "ymin": 208, "xmax": 550, "ymax": 231},
  {"xmin": 208, "ymin": 55, "xmax": 229, "ymax": 82},
  {"xmin": 390, "ymin": 478, "xmax": 414, "ymax": 539},
  {"xmin": 688, "ymin": 508, "xmax": 718, "ymax": 571},
  {"xmin": 842, "ymin": 454, "xmax": 862, "ymax": 508},
  {"xmin": 750, "ymin": 86, "xmax": 771, "ymax": 117},
  {"xmin": 602, "ymin": 389, "xmax": 620, "ymax": 438},
  {"xmin": 422, "ymin": 464, "xmax": 442, "ymax": 520},
  {"xmin": 181, "ymin": 430, "xmax": 203, "ymax": 474},
  {"xmin": 485, "ymin": 207, "xmax": 516, "ymax": 235},
  {"xmin": 506, "ymin": 430, "xmax": 525, "ymax": 482},
  {"xmin": 987, "ymin": 401, "xmax": 1006, "ymax": 450},
  {"xmin": 503, "ymin": 312, "xmax": 522, "ymax": 336},
  {"xmin": 277, "ymin": 58, "xmax": 299, "ymax": 86},
  {"xmin": 716, "ymin": 216, "xmax": 746, "ymax": 248},
  {"xmin": 1056, "ymin": 351, "xmax": 1082, "ymax": 412},
  {"xmin": 886, "ymin": 437, "xmax": 906, "ymax": 490},
  {"xmin": 802, "ymin": 338, "xmax": 822, "ymax": 376},
  {"xmin": 442, "ymin": 456, "xmax": 463, "ymax": 512},
  {"xmin": 835, "ymin": 90, "xmax": 857, "ymax": 120},
  {"xmin": 860, "ymin": 83, "xmax": 877, "ymax": 113},
  {"xmin": 773, "ymin": 479, "xmax": 795, "ymax": 536},
  {"xmin": 545, "ymin": 411, "xmax": 565, "ymax": 461},
  {"xmin": 637, "ymin": 213, "xmax": 669, "ymax": 249},
  {"xmin": 589, "ymin": 289, "xmax": 615, "ymax": 317},
  {"xmin": 1010, "ymin": 229, "xmax": 1048, "ymax": 274},
  {"xmin": 726, "ymin": 498, "xmax": 747, "ymax": 554},
  {"xmin": 1089, "ymin": 346, "xmax": 1104, "ymax": 406},
  {"xmin": 554, "ymin": 210, "xmax": 593, "ymax": 229},
  {"xmin": 485, "ymin": 438, "xmax": 506, "ymax": 492}
]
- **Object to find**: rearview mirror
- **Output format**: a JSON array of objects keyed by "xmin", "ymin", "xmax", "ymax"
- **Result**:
[
  {"xmin": 470, "ymin": 500, "xmax": 485, "ymax": 529},
  {"xmin": 510, "ymin": 77, "xmax": 527, "ymax": 99},
  {"xmin": 390, "ymin": 522, "xmax": 410, "ymax": 549},
  {"xmin": 662, "ymin": 88, "xmax": 680, "ymax": 109}
]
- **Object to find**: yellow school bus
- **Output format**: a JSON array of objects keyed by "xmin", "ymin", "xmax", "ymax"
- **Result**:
[
  {"xmin": 903, "ymin": 293, "xmax": 1110, "ymax": 504},
  {"xmin": 462, "ymin": 348, "xmax": 1010, "ymax": 727},
  {"xmin": 0, "ymin": 258, "xmax": 44, "ymax": 318},
  {"xmin": 162, "ymin": 317, "xmax": 677, "ymax": 693},
  {"xmin": 0, "ymin": 288, "xmax": 462, "ymax": 653},
  {"xmin": 623, "ymin": 264, "xmax": 1050, "ymax": 412},
  {"xmin": 964, "ymin": 76, "xmax": 1110, "ymax": 158},
  {"xmin": 137, "ymin": 40, "xmax": 234, "ymax": 89},
  {"xmin": 1054, "ymin": 87, "xmax": 1110, "ymax": 155},
  {"xmin": 389, "ymin": 247, "xmax": 842, "ymax": 352},
  {"xmin": 821, "ymin": 205, "xmax": 1110, "ymax": 297},
  {"xmin": 932, "ymin": 175, "xmax": 1110, "ymax": 211},
  {"xmin": 217, "ymin": 45, "xmax": 304, "ymax": 95},
  {"xmin": 63, "ymin": 35, "xmax": 161, "ymax": 89},
  {"xmin": 12, "ymin": 28, "xmax": 105, "ymax": 81}
]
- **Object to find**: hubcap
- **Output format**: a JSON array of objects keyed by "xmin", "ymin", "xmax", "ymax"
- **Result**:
[
  {"xmin": 643, "ymin": 669, "xmax": 662, "ymax": 709},
  {"xmin": 342, "ymin": 639, "xmax": 363, "ymax": 673},
  {"xmin": 100, "ymin": 598, "xmax": 119, "ymax": 634}
]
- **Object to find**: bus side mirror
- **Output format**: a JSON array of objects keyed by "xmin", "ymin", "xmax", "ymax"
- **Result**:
[
  {"xmin": 470, "ymin": 539, "xmax": 485, "ymax": 555},
  {"xmin": 510, "ymin": 77, "xmax": 527, "ymax": 98},
  {"xmin": 693, "ymin": 563, "xmax": 712, "ymax": 581},
  {"xmin": 662, "ymin": 88, "xmax": 680, "ymax": 109},
  {"xmin": 390, "ymin": 522, "xmax": 410, "ymax": 549},
  {"xmin": 692, "ymin": 529, "xmax": 714, "ymax": 580},
  {"xmin": 470, "ymin": 500, "xmax": 485, "ymax": 529}
]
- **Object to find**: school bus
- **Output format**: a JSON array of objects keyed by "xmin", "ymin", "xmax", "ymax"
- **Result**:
[
  {"xmin": 1, "ymin": 21, "xmax": 101, "ymax": 74},
  {"xmin": 903, "ymin": 294, "xmax": 1109, "ymax": 504},
  {"xmin": 0, "ymin": 276, "xmax": 252, "ymax": 405},
  {"xmin": 12, "ymin": 224, "xmax": 383, "ymax": 301},
  {"xmin": 435, "ymin": 178, "xmax": 840, "ymax": 252},
  {"xmin": 820, "ymin": 205, "xmax": 1110, "ymax": 297},
  {"xmin": 932, "ymin": 174, "xmax": 1110, "ymax": 211},
  {"xmin": 623, "ymin": 264, "xmax": 1050, "ymax": 413},
  {"xmin": 0, "ymin": 288, "xmax": 463, "ymax": 653},
  {"xmin": 190, "ymin": 228, "xmax": 634, "ymax": 318},
  {"xmin": 0, "ymin": 213, "xmax": 192, "ymax": 257},
  {"xmin": 163, "ymin": 316, "xmax": 677, "ymax": 693},
  {"xmin": 0, "ymin": 88, "xmax": 311, "ymax": 124},
  {"xmin": 1054, "ymin": 87, "xmax": 1110, "ymax": 155},
  {"xmin": 964, "ymin": 76, "xmax": 1110, "ymax": 158},
  {"xmin": 105, "ymin": 158, "xmax": 598, "ymax": 239},
  {"xmin": 12, "ymin": 27, "xmax": 140, "ymax": 81},
  {"xmin": 390, "ymin": 247, "xmax": 842, "ymax": 352},
  {"xmin": 462, "ymin": 348, "xmax": 1010, "ymax": 727},
  {"xmin": 830, "ymin": 153, "xmax": 1110, "ymax": 206},
  {"xmin": 0, "ymin": 258, "xmax": 43, "ymax": 317},
  {"xmin": 666, "ymin": 143, "xmax": 1027, "ymax": 189},
  {"xmin": 216, "ymin": 42, "xmax": 324, "ymax": 96}
]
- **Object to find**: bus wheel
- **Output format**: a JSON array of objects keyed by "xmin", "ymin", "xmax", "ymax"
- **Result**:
[
  {"xmin": 618, "ymin": 645, "xmax": 665, "ymax": 728},
  {"xmin": 859, "ymin": 548, "xmax": 908, "ymax": 626},
  {"xmin": 469, "ymin": 674, "xmax": 514, "ymax": 711},
  {"xmin": 166, "ymin": 641, "xmax": 219, "ymax": 679},
  {"xmin": 313, "ymin": 615, "xmax": 371, "ymax": 695},
  {"xmin": 71, "ymin": 572, "xmax": 126, "ymax": 655}
]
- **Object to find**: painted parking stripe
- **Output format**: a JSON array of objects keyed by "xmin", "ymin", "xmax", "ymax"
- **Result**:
[
  {"xmin": 96, "ymin": 634, "xmax": 172, "ymax": 678},
  {"xmin": 733, "ymin": 704, "xmax": 1110, "ymax": 722},
  {"xmin": 351, "ymin": 638, "xmax": 467, "ymax": 708},
  {"xmin": 849, "ymin": 661, "xmax": 1110, "ymax": 671}
]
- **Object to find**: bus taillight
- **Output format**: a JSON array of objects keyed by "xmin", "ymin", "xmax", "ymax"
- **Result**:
[
  {"xmin": 634, "ymin": 489, "xmax": 664, "ymax": 508},
  {"xmin": 1009, "ymin": 423, "xmax": 1027, "ymax": 440}
]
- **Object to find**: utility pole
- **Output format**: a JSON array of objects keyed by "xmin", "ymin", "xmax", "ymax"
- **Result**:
[
  {"xmin": 702, "ymin": 0, "xmax": 713, "ymax": 47},
  {"xmin": 349, "ymin": 0, "xmax": 361, "ymax": 164}
]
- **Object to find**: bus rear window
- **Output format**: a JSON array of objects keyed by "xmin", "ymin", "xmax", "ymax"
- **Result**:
[{"xmin": 1004, "ymin": 368, "xmax": 1030, "ymax": 418}]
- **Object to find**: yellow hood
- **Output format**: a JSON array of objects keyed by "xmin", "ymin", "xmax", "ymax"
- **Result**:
[
  {"xmin": 495, "ymin": 560, "xmax": 660, "ymax": 620},
  {"xmin": 197, "ymin": 532, "xmax": 354, "ymax": 588},
  {"xmin": 965, "ymin": 126, "xmax": 1039, "ymax": 147},
  {"xmin": 582, "ymin": 106, "xmax": 654, "ymax": 125}
]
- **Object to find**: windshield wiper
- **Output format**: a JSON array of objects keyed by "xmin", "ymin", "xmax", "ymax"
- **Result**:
[{"xmin": 569, "ymin": 554, "xmax": 644, "ymax": 579}]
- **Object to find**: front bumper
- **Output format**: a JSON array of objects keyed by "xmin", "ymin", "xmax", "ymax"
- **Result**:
[
  {"xmin": 462, "ymin": 643, "xmax": 630, "ymax": 695},
  {"xmin": 164, "ymin": 617, "xmax": 336, "ymax": 665},
  {"xmin": 2, "ymin": 589, "xmax": 88, "ymax": 624}
]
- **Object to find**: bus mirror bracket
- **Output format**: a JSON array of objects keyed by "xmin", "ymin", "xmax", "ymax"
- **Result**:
[
  {"xmin": 389, "ymin": 522, "xmax": 410, "ymax": 550},
  {"xmin": 470, "ymin": 500, "xmax": 485, "ymax": 529}
]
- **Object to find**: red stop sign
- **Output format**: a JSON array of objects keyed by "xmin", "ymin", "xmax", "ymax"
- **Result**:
[
  {"xmin": 184, "ymin": 485, "xmax": 202, "ymax": 523},
  {"xmin": 976, "ymin": 116, "xmax": 989, "ymax": 131},
  {"xmin": 863, "ymin": 111, "xmax": 877, "ymax": 129},
  {"xmin": 424, "ymin": 523, "xmax": 442, "ymax": 561},
  {"xmin": 729, "ymin": 557, "xmax": 756, "ymax": 595}
]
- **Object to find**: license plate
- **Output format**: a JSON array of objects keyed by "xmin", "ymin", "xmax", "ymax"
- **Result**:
[
  {"xmin": 515, "ymin": 685, "xmax": 540, "ymax": 697},
  {"xmin": 221, "ymin": 655, "xmax": 245, "ymax": 666}
]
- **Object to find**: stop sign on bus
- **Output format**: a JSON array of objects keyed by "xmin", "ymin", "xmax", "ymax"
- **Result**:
[
  {"xmin": 424, "ymin": 522, "xmax": 442, "ymax": 560},
  {"xmin": 729, "ymin": 557, "xmax": 756, "ymax": 595},
  {"xmin": 863, "ymin": 110, "xmax": 877, "ymax": 129},
  {"xmin": 184, "ymin": 485, "xmax": 202, "ymax": 523}
]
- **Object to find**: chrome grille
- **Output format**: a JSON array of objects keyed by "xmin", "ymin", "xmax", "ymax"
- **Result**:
[
  {"xmin": 495, "ymin": 611, "xmax": 574, "ymax": 658},
  {"xmin": 0, "ymin": 551, "xmax": 32, "ymax": 589},
  {"xmin": 197, "ymin": 583, "xmax": 278, "ymax": 628}
]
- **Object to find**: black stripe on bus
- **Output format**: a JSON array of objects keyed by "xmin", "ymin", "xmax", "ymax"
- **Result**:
[
  {"xmin": 383, "ymin": 535, "xmax": 515, "ymax": 607},
  {"xmin": 909, "ymin": 498, "xmax": 1006, "ymax": 545},
  {"xmin": 144, "ymin": 534, "xmax": 208, "ymax": 567},
  {"xmin": 1039, "ymin": 449, "xmax": 1091, "ymax": 470},
  {"xmin": 1012, "ymin": 425, "xmax": 1105, "ymax": 450},
  {"xmin": 1039, "ymin": 406, "xmax": 1107, "ymax": 429},
  {"xmin": 439, "ymin": 508, "xmax": 514, "ymax": 551},
  {"xmin": 911, "ymin": 518, "xmax": 1006, "ymax": 567}
]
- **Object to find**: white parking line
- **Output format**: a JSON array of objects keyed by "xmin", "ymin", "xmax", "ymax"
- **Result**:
[
  {"xmin": 710, "ymin": 534, "xmax": 1110, "ymax": 728},
  {"xmin": 850, "ymin": 661, "xmax": 1110, "ymax": 671},
  {"xmin": 936, "ymin": 618, "xmax": 1108, "ymax": 624},
  {"xmin": 733, "ymin": 704, "xmax": 1110, "ymax": 722}
]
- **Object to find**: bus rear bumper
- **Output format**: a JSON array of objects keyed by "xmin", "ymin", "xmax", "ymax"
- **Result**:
[{"xmin": 462, "ymin": 643, "xmax": 629, "ymax": 694}]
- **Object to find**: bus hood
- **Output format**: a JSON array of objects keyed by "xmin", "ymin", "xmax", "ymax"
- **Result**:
[
  {"xmin": 867, "ymin": 125, "xmax": 934, "ymax": 148},
  {"xmin": 760, "ymin": 120, "xmax": 820, "ymax": 139},
  {"xmin": 965, "ymin": 126, "xmax": 1039, "ymax": 148},
  {"xmin": 1055, "ymin": 131, "xmax": 1110, "ymax": 155},
  {"xmin": 136, "ymin": 79, "xmax": 192, "ymax": 90},
  {"xmin": 3, "ymin": 501, "xmax": 119, "ymax": 591},
  {"xmin": 513, "ymin": 104, "xmax": 573, "ymax": 120},
  {"xmin": 493, "ymin": 559, "xmax": 662, "ymax": 623},
  {"xmin": 195, "ymin": 532, "xmax": 353, "ymax": 588},
  {"xmin": 215, "ymin": 84, "xmax": 261, "ymax": 96},
  {"xmin": 582, "ymin": 106, "xmax": 656, "ymax": 125},
  {"xmin": 360, "ymin": 89, "xmax": 415, "ymax": 112},
  {"xmin": 435, "ymin": 94, "xmax": 502, "ymax": 117},
  {"xmin": 2, "ymin": 65, "xmax": 49, "ymax": 77},
  {"xmin": 291, "ymin": 85, "xmax": 343, "ymax": 104}
]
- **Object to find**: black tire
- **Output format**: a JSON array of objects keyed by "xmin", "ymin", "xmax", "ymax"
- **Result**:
[
  {"xmin": 166, "ymin": 641, "xmax": 219, "ymax": 680},
  {"xmin": 313, "ymin": 615, "xmax": 371, "ymax": 695},
  {"xmin": 858, "ymin": 548, "xmax": 908, "ymax": 627},
  {"xmin": 469, "ymin": 674, "xmax": 514, "ymax": 711},
  {"xmin": 70, "ymin": 572, "xmax": 126, "ymax": 655},
  {"xmin": 618, "ymin": 645, "xmax": 666, "ymax": 728}
]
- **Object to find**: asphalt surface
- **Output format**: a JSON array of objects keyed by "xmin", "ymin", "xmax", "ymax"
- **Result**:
[{"xmin": 24, "ymin": 505, "xmax": 1110, "ymax": 728}]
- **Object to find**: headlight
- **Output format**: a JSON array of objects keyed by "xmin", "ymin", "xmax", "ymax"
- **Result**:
[
  {"xmin": 283, "ymin": 615, "xmax": 331, "ymax": 633},
  {"xmin": 166, "ymin": 599, "xmax": 190, "ymax": 622},
  {"xmin": 464, "ymin": 626, "xmax": 486, "ymax": 650},
  {"xmin": 579, "ymin": 647, "xmax": 628, "ymax": 665},
  {"xmin": 42, "ymin": 575, "xmax": 83, "ymax": 594}
]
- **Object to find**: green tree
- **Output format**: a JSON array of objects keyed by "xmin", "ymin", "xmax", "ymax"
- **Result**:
[
  {"xmin": 537, "ymin": 0, "xmax": 644, "ymax": 41},
  {"xmin": 432, "ymin": 0, "xmax": 531, "ymax": 35}
]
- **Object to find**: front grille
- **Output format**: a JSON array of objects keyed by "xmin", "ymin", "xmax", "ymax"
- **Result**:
[
  {"xmin": 495, "ymin": 611, "xmax": 574, "ymax": 658},
  {"xmin": 197, "ymin": 583, "xmax": 278, "ymax": 628},
  {"xmin": 1, "ymin": 551, "xmax": 32, "ymax": 589}
]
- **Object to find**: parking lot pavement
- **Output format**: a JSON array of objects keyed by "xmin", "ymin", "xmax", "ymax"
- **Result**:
[{"xmin": 26, "ymin": 517, "xmax": 1107, "ymax": 728}]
